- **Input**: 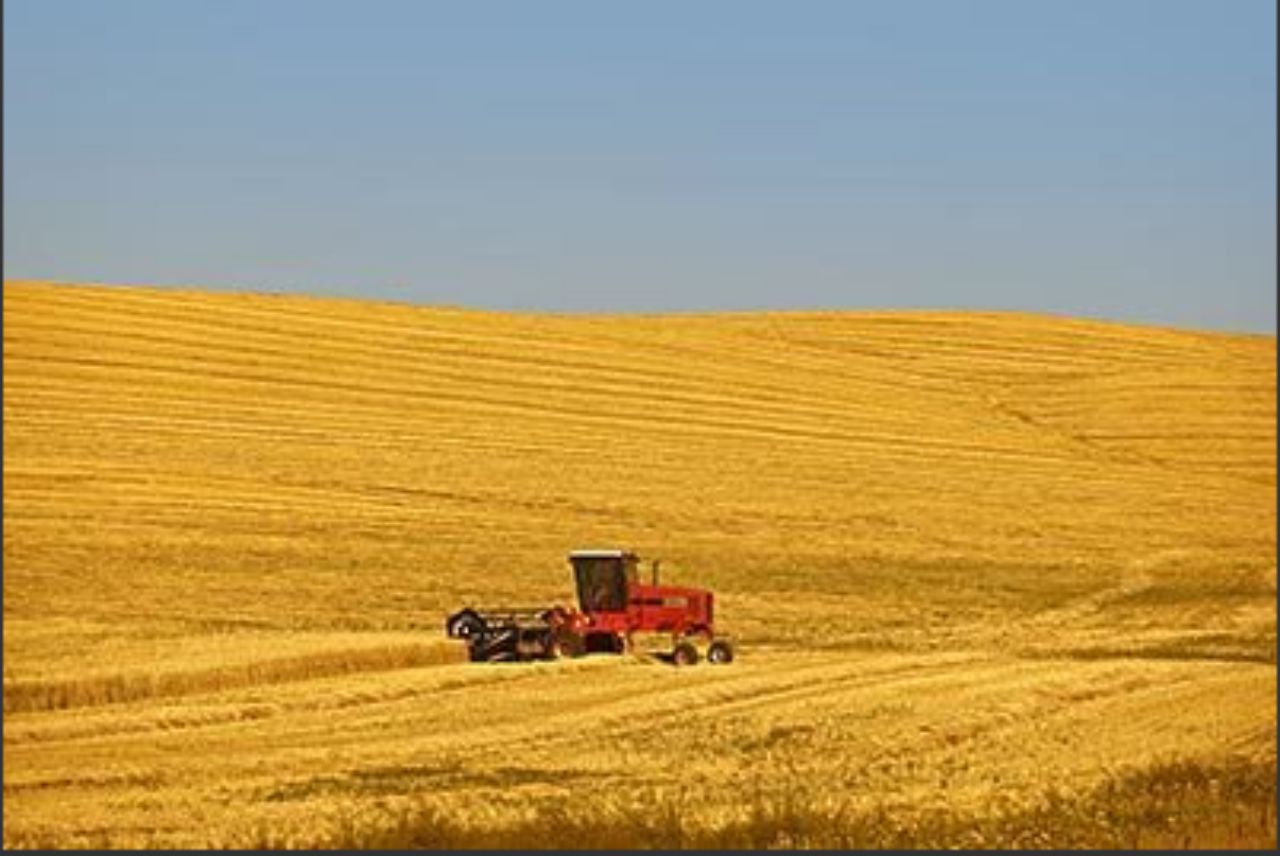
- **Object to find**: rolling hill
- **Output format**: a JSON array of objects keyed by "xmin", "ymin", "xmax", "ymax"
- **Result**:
[{"xmin": 3, "ymin": 279, "xmax": 1275, "ymax": 848}]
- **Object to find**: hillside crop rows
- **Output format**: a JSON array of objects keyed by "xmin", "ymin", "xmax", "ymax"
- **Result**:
[{"xmin": 3, "ymin": 281, "xmax": 1275, "ymax": 848}]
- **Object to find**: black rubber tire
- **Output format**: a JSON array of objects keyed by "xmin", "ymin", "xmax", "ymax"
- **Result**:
[
  {"xmin": 672, "ymin": 640, "xmax": 699, "ymax": 666},
  {"xmin": 707, "ymin": 639, "xmax": 735, "ymax": 664},
  {"xmin": 446, "ymin": 609, "xmax": 484, "ymax": 639}
]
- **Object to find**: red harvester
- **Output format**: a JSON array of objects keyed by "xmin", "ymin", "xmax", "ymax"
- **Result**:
[{"xmin": 445, "ymin": 549, "xmax": 734, "ymax": 666}]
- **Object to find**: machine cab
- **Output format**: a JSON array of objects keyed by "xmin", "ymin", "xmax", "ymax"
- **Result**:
[{"xmin": 568, "ymin": 549, "xmax": 638, "ymax": 613}]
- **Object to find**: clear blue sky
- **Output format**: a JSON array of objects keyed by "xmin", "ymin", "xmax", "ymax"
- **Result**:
[{"xmin": 5, "ymin": 0, "xmax": 1275, "ymax": 331}]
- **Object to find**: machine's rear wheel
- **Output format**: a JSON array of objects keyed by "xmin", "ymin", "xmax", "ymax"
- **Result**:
[
  {"xmin": 707, "ymin": 639, "xmax": 734, "ymax": 664},
  {"xmin": 672, "ymin": 641, "xmax": 699, "ymax": 666}
]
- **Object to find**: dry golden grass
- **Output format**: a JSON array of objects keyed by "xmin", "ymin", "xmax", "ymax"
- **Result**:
[
  {"xmin": 224, "ymin": 755, "xmax": 1274, "ymax": 850},
  {"xmin": 3, "ymin": 279, "xmax": 1275, "ymax": 848}
]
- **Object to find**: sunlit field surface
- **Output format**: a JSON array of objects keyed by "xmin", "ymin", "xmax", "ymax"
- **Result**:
[{"xmin": 4, "ymin": 281, "xmax": 1274, "ymax": 848}]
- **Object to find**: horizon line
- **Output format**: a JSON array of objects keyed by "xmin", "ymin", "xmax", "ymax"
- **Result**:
[{"xmin": 5, "ymin": 277, "xmax": 1275, "ymax": 339}]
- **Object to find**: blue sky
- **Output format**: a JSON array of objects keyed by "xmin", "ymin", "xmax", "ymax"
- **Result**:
[{"xmin": 4, "ymin": 0, "xmax": 1275, "ymax": 331}]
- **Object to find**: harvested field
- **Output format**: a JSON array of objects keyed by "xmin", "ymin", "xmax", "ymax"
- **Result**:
[{"xmin": 3, "ymin": 280, "xmax": 1275, "ymax": 848}]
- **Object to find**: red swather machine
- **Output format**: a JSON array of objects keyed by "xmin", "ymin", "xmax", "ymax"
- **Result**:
[{"xmin": 445, "ymin": 549, "xmax": 734, "ymax": 666}]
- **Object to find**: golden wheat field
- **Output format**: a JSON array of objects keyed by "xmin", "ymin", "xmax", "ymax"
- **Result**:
[{"xmin": 3, "ymin": 279, "xmax": 1275, "ymax": 849}]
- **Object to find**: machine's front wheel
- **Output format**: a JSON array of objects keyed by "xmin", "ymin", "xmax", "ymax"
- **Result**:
[
  {"xmin": 706, "ymin": 639, "xmax": 735, "ymax": 665},
  {"xmin": 672, "ymin": 641, "xmax": 700, "ymax": 666}
]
